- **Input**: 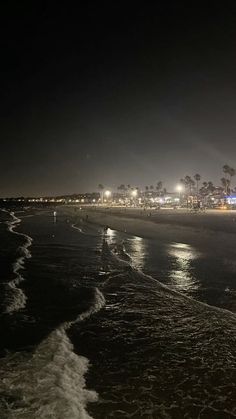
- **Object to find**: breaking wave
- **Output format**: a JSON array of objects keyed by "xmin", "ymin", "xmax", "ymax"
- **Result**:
[
  {"xmin": 0, "ymin": 288, "xmax": 105, "ymax": 419},
  {"xmin": 2, "ymin": 211, "xmax": 33, "ymax": 313}
]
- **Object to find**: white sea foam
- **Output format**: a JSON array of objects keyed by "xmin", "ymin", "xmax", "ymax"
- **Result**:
[
  {"xmin": 0, "ymin": 287, "xmax": 105, "ymax": 419},
  {"xmin": 72, "ymin": 223, "xmax": 84, "ymax": 234},
  {"xmin": 2, "ymin": 210, "xmax": 33, "ymax": 313},
  {"xmin": 0, "ymin": 328, "xmax": 96, "ymax": 419},
  {"xmin": 72, "ymin": 222, "xmax": 102, "ymax": 237},
  {"xmin": 0, "ymin": 211, "xmax": 106, "ymax": 418},
  {"xmin": 76, "ymin": 287, "xmax": 105, "ymax": 322}
]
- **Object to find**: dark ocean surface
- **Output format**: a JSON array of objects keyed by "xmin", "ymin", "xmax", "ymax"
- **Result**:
[{"xmin": 0, "ymin": 208, "xmax": 236, "ymax": 418}]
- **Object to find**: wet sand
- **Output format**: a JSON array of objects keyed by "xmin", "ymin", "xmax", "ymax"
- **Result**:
[{"xmin": 59, "ymin": 206, "xmax": 236, "ymax": 252}]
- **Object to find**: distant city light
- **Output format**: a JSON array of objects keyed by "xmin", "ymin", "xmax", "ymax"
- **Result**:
[{"xmin": 131, "ymin": 190, "xmax": 137, "ymax": 197}]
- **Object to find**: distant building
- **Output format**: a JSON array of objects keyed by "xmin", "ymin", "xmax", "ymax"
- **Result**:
[{"xmin": 226, "ymin": 195, "xmax": 236, "ymax": 207}]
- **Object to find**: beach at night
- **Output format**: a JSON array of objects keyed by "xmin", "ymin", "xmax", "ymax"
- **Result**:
[
  {"xmin": 2, "ymin": 2, "xmax": 236, "ymax": 417},
  {"xmin": 1, "ymin": 206, "xmax": 236, "ymax": 418}
]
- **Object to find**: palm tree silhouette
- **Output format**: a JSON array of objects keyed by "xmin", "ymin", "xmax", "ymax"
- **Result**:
[
  {"xmin": 228, "ymin": 167, "xmax": 236, "ymax": 194},
  {"xmin": 117, "ymin": 184, "xmax": 126, "ymax": 192},
  {"xmin": 98, "ymin": 184, "xmax": 104, "ymax": 203},
  {"xmin": 222, "ymin": 165, "xmax": 235, "ymax": 194},
  {"xmin": 184, "ymin": 176, "xmax": 191, "ymax": 195},
  {"xmin": 223, "ymin": 164, "xmax": 230, "ymax": 177},
  {"xmin": 156, "ymin": 181, "xmax": 163, "ymax": 196},
  {"xmin": 221, "ymin": 178, "xmax": 230, "ymax": 195},
  {"xmin": 207, "ymin": 181, "xmax": 215, "ymax": 194},
  {"xmin": 194, "ymin": 174, "xmax": 201, "ymax": 195}
]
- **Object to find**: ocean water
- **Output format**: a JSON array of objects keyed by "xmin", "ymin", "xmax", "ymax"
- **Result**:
[{"xmin": 0, "ymin": 208, "xmax": 236, "ymax": 418}]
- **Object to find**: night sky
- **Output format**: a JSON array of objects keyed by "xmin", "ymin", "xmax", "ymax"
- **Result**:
[{"xmin": 1, "ymin": 2, "xmax": 236, "ymax": 196}]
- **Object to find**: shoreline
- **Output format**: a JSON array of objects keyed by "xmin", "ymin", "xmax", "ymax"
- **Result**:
[{"xmin": 58, "ymin": 206, "xmax": 236, "ymax": 251}]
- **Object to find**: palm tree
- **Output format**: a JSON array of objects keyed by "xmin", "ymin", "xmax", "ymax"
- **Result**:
[
  {"xmin": 117, "ymin": 184, "xmax": 126, "ymax": 193},
  {"xmin": 184, "ymin": 176, "xmax": 192, "ymax": 194},
  {"xmin": 222, "ymin": 165, "xmax": 235, "ymax": 194},
  {"xmin": 182, "ymin": 176, "xmax": 195, "ymax": 205},
  {"xmin": 189, "ymin": 178, "xmax": 195, "ymax": 194},
  {"xmin": 199, "ymin": 181, "xmax": 208, "ymax": 196},
  {"xmin": 150, "ymin": 185, "xmax": 154, "ymax": 190},
  {"xmin": 221, "ymin": 177, "xmax": 230, "ymax": 195},
  {"xmin": 144, "ymin": 186, "xmax": 149, "ymax": 204},
  {"xmin": 98, "ymin": 184, "xmax": 104, "ymax": 203},
  {"xmin": 194, "ymin": 174, "xmax": 201, "ymax": 195},
  {"xmin": 156, "ymin": 181, "xmax": 163, "ymax": 196},
  {"xmin": 207, "ymin": 181, "xmax": 215, "ymax": 194},
  {"xmin": 125, "ymin": 184, "xmax": 130, "ymax": 198},
  {"xmin": 228, "ymin": 167, "xmax": 236, "ymax": 194},
  {"xmin": 223, "ymin": 164, "xmax": 230, "ymax": 178},
  {"xmin": 184, "ymin": 175, "xmax": 191, "ymax": 185},
  {"xmin": 223, "ymin": 165, "xmax": 231, "ymax": 194}
]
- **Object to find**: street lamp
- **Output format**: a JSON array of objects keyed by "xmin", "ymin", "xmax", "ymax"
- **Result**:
[
  {"xmin": 131, "ymin": 189, "xmax": 137, "ymax": 197},
  {"xmin": 104, "ymin": 190, "xmax": 111, "ymax": 199},
  {"xmin": 176, "ymin": 184, "xmax": 183, "ymax": 204},
  {"xmin": 176, "ymin": 185, "xmax": 183, "ymax": 192}
]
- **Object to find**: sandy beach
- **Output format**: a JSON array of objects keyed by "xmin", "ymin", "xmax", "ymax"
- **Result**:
[{"xmin": 59, "ymin": 206, "xmax": 236, "ymax": 252}]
